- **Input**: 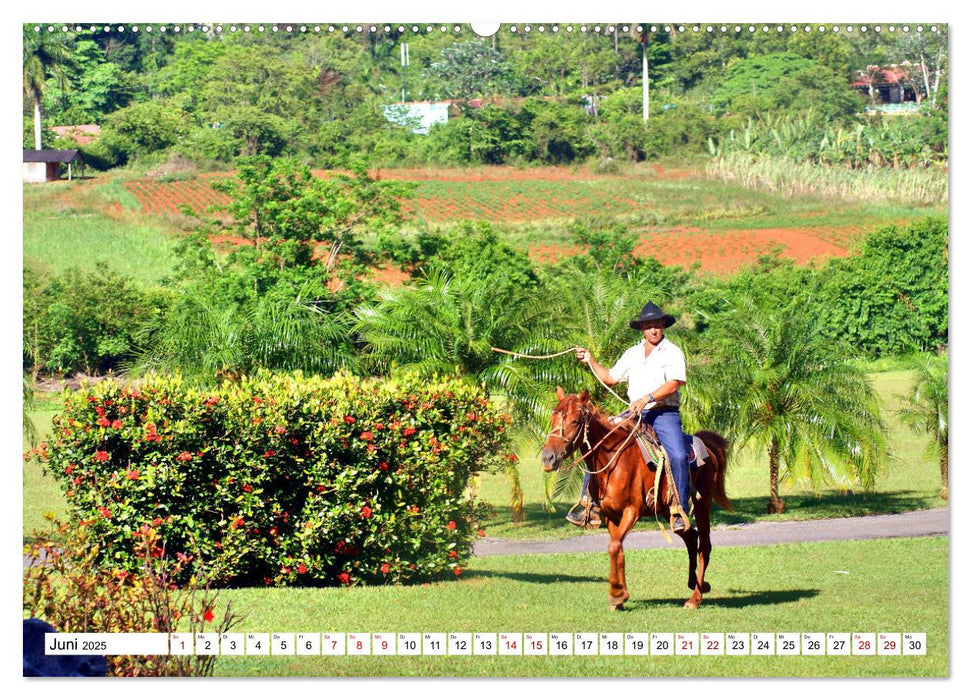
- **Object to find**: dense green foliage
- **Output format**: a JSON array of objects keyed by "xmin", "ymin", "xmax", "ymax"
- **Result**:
[
  {"xmin": 43, "ymin": 372, "xmax": 511, "ymax": 586},
  {"xmin": 23, "ymin": 265, "xmax": 164, "ymax": 377},
  {"xmin": 24, "ymin": 24, "xmax": 947, "ymax": 168}
]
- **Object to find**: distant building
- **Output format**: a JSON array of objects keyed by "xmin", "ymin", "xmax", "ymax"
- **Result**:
[
  {"xmin": 51, "ymin": 124, "xmax": 101, "ymax": 145},
  {"xmin": 852, "ymin": 65, "xmax": 919, "ymax": 113},
  {"xmin": 23, "ymin": 149, "xmax": 84, "ymax": 183},
  {"xmin": 383, "ymin": 101, "xmax": 451, "ymax": 134}
]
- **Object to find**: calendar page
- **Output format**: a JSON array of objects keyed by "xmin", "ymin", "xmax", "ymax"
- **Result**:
[{"xmin": 19, "ymin": 0, "xmax": 952, "ymax": 683}]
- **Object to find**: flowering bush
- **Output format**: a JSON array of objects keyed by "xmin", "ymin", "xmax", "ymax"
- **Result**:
[
  {"xmin": 24, "ymin": 516, "xmax": 241, "ymax": 677},
  {"xmin": 44, "ymin": 371, "xmax": 511, "ymax": 587}
]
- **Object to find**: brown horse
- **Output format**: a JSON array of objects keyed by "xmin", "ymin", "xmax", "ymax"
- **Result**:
[{"xmin": 540, "ymin": 388, "xmax": 731, "ymax": 610}]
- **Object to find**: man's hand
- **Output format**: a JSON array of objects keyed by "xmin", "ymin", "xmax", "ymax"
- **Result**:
[
  {"xmin": 628, "ymin": 396, "xmax": 656, "ymax": 415},
  {"xmin": 575, "ymin": 347, "xmax": 592, "ymax": 364}
]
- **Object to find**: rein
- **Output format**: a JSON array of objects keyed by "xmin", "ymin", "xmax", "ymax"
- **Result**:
[{"xmin": 553, "ymin": 408, "xmax": 643, "ymax": 476}]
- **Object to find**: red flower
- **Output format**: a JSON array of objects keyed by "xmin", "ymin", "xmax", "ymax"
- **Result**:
[
  {"xmin": 252, "ymin": 397, "xmax": 263, "ymax": 404},
  {"xmin": 111, "ymin": 419, "xmax": 123, "ymax": 430},
  {"xmin": 94, "ymin": 450, "xmax": 110, "ymax": 462},
  {"xmin": 453, "ymin": 567, "xmax": 464, "ymax": 576},
  {"xmin": 65, "ymin": 464, "xmax": 76, "ymax": 474},
  {"xmin": 361, "ymin": 506, "xmax": 372, "ymax": 519},
  {"xmin": 242, "ymin": 484, "xmax": 252, "ymax": 493},
  {"xmin": 446, "ymin": 521, "xmax": 456, "ymax": 530},
  {"xmin": 97, "ymin": 417, "xmax": 111, "ymax": 427},
  {"xmin": 281, "ymin": 566, "xmax": 291, "ymax": 574},
  {"xmin": 204, "ymin": 396, "xmax": 220, "ymax": 406},
  {"xmin": 367, "ymin": 444, "xmax": 377, "ymax": 453},
  {"xmin": 126, "ymin": 470, "xmax": 139, "ymax": 480},
  {"xmin": 176, "ymin": 451, "xmax": 193, "ymax": 462},
  {"xmin": 297, "ymin": 563, "xmax": 307, "ymax": 574},
  {"xmin": 152, "ymin": 517, "xmax": 163, "ymax": 526},
  {"xmin": 360, "ymin": 431, "xmax": 374, "ymax": 441},
  {"xmin": 378, "ymin": 461, "xmax": 389, "ymax": 471},
  {"xmin": 263, "ymin": 450, "xmax": 275, "ymax": 458},
  {"xmin": 403, "ymin": 427, "xmax": 416, "ymax": 436},
  {"xmin": 448, "ymin": 550, "xmax": 457, "ymax": 559},
  {"xmin": 344, "ymin": 415, "xmax": 356, "ymax": 424},
  {"xmin": 274, "ymin": 425, "xmax": 286, "ymax": 435},
  {"xmin": 98, "ymin": 506, "xmax": 111, "ymax": 519},
  {"xmin": 380, "ymin": 563, "xmax": 391, "ymax": 574},
  {"xmin": 478, "ymin": 529, "xmax": 486, "ymax": 537},
  {"xmin": 375, "ymin": 423, "xmax": 385, "ymax": 430},
  {"xmin": 231, "ymin": 517, "xmax": 244, "ymax": 529},
  {"xmin": 508, "ymin": 453, "xmax": 519, "ymax": 463},
  {"xmin": 203, "ymin": 610, "xmax": 214, "ymax": 622},
  {"xmin": 337, "ymin": 572, "xmax": 351, "ymax": 585}
]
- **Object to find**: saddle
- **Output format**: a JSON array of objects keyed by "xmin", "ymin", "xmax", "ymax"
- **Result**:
[{"xmin": 631, "ymin": 424, "xmax": 707, "ymax": 512}]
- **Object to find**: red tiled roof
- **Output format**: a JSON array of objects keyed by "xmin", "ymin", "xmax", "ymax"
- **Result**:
[
  {"xmin": 851, "ymin": 65, "xmax": 912, "ymax": 88},
  {"xmin": 51, "ymin": 124, "xmax": 101, "ymax": 145}
]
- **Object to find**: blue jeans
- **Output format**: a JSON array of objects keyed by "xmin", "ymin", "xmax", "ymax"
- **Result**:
[
  {"xmin": 582, "ymin": 407, "xmax": 690, "ymax": 511},
  {"xmin": 642, "ymin": 408, "xmax": 690, "ymax": 512}
]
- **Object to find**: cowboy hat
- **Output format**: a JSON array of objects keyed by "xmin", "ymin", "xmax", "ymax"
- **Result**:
[{"xmin": 629, "ymin": 301, "xmax": 676, "ymax": 329}]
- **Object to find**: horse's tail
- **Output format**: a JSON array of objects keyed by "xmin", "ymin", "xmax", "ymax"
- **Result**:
[{"xmin": 696, "ymin": 430, "xmax": 732, "ymax": 512}]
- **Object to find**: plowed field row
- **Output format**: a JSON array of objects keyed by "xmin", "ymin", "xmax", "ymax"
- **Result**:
[{"xmin": 122, "ymin": 172, "xmax": 851, "ymax": 275}]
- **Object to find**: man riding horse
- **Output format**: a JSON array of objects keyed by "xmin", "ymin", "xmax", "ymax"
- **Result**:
[{"xmin": 572, "ymin": 301, "xmax": 692, "ymax": 534}]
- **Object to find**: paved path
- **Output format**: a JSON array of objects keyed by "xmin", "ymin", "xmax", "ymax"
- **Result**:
[{"xmin": 471, "ymin": 508, "xmax": 949, "ymax": 558}]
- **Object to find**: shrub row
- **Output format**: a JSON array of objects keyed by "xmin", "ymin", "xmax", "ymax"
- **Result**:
[{"xmin": 43, "ymin": 371, "xmax": 513, "ymax": 587}]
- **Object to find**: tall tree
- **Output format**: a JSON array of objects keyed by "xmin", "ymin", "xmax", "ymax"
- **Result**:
[
  {"xmin": 693, "ymin": 299, "xmax": 887, "ymax": 513},
  {"xmin": 23, "ymin": 27, "xmax": 74, "ymax": 149},
  {"xmin": 898, "ymin": 352, "xmax": 948, "ymax": 499}
]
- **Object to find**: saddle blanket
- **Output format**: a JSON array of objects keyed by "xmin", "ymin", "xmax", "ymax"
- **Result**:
[{"xmin": 687, "ymin": 434, "xmax": 709, "ymax": 469}]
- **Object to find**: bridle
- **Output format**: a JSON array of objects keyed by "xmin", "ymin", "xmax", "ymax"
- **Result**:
[{"xmin": 546, "ymin": 401, "xmax": 643, "ymax": 475}]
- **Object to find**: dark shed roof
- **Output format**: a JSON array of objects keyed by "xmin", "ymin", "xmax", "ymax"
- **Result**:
[{"xmin": 23, "ymin": 149, "xmax": 82, "ymax": 164}]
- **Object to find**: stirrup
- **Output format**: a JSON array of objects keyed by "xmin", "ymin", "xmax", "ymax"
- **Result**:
[
  {"xmin": 565, "ymin": 505, "xmax": 588, "ymax": 527},
  {"xmin": 670, "ymin": 507, "xmax": 691, "ymax": 534}
]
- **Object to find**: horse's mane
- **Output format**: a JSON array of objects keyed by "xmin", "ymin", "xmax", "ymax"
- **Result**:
[{"xmin": 566, "ymin": 394, "xmax": 637, "ymax": 439}]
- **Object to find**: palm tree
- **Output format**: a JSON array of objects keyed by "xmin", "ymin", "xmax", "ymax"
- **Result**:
[
  {"xmin": 354, "ymin": 269, "xmax": 559, "ymax": 522},
  {"xmin": 23, "ymin": 27, "xmax": 74, "ymax": 150},
  {"xmin": 354, "ymin": 268, "xmax": 558, "ymax": 430},
  {"xmin": 693, "ymin": 299, "xmax": 887, "ymax": 513},
  {"xmin": 898, "ymin": 351, "xmax": 948, "ymax": 499},
  {"xmin": 135, "ymin": 280, "xmax": 357, "ymax": 383}
]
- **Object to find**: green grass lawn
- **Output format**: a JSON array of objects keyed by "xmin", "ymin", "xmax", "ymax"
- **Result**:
[
  {"xmin": 23, "ymin": 178, "xmax": 179, "ymax": 286},
  {"xmin": 203, "ymin": 536, "xmax": 946, "ymax": 677}
]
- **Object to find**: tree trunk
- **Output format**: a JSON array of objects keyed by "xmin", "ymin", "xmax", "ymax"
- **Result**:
[
  {"xmin": 767, "ymin": 440, "xmax": 786, "ymax": 513},
  {"xmin": 940, "ymin": 442, "xmax": 948, "ymax": 500},
  {"xmin": 642, "ymin": 42, "xmax": 649, "ymax": 123},
  {"xmin": 34, "ymin": 96, "xmax": 42, "ymax": 150}
]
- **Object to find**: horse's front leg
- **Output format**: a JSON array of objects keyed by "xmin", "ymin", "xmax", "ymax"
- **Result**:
[
  {"xmin": 677, "ymin": 524, "xmax": 702, "ymax": 608},
  {"xmin": 606, "ymin": 507, "xmax": 640, "ymax": 611}
]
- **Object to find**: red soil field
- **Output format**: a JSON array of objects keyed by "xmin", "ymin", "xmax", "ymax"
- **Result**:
[
  {"xmin": 531, "ymin": 227, "xmax": 850, "ymax": 275},
  {"xmin": 122, "ymin": 168, "xmax": 851, "ymax": 278}
]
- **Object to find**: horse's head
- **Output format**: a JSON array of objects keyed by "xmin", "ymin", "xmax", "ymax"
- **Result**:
[{"xmin": 540, "ymin": 387, "xmax": 591, "ymax": 472}]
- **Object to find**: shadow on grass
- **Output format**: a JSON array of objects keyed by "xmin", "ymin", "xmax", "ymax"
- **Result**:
[
  {"xmin": 710, "ymin": 490, "xmax": 938, "ymax": 527},
  {"xmin": 466, "ymin": 570, "xmax": 603, "ymax": 584},
  {"xmin": 629, "ymin": 588, "xmax": 821, "ymax": 610}
]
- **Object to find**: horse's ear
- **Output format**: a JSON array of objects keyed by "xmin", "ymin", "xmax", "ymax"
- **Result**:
[
  {"xmin": 579, "ymin": 389, "xmax": 590, "ymax": 403},
  {"xmin": 556, "ymin": 386, "xmax": 566, "ymax": 400}
]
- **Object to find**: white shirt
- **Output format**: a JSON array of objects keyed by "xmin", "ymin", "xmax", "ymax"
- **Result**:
[{"xmin": 609, "ymin": 337, "xmax": 687, "ymax": 408}]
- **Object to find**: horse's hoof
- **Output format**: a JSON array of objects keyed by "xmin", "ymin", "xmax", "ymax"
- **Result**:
[
  {"xmin": 609, "ymin": 603, "xmax": 625, "ymax": 611},
  {"xmin": 683, "ymin": 599, "xmax": 700, "ymax": 609}
]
